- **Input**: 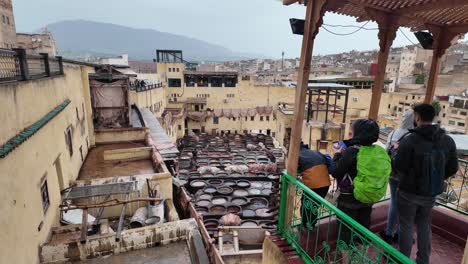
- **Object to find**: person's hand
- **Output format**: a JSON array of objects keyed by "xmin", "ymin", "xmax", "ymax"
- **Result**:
[
  {"xmin": 332, "ymin": 146, "xmax": 342, "ymax": 155},
  {"xmin": 393, "ymin": 142, "xmax": 400, "ymax": 149}
]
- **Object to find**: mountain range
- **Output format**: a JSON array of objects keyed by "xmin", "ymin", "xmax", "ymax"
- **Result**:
[{"xmin": 45, "ymin": 20, "xmax": 263, "ymax": 62}]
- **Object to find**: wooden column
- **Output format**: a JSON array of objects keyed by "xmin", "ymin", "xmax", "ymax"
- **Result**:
[
  {"xmin": 283, "ymin": 0, "xmax": 327, "ymax": 233},
  {"xmin": 424, "ymin": 26, "xmax": 459, "ymax": 104},
  {"xmin": 286, "ymin": 0, "xmax": 326, "ymax": 177},
  {"xmin": 368, "ymin": 11, "xmax": 399, "ymax": 120}
]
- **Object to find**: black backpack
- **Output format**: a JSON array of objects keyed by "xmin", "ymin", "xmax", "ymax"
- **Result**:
[{"xmin": 387, "ymin": 131, "xmax": 411, "ymax": 176}]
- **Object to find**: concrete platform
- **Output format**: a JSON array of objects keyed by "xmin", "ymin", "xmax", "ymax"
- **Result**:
[{"xmin": 77, "ymin": 241, "xmax": 192, "ymax": 264}]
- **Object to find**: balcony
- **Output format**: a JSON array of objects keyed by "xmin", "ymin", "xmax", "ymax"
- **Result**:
[
  {"xmin": 274, "ymin": 162, "xmax": 468, "ymax": 264},
  {"xmin": 0, "ymin": 48, "xmax": 63, "ymax": 82}
]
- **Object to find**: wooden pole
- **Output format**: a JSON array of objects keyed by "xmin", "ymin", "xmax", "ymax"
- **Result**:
[
  {"xmin": 367, "ymin": 10, "xmax": 399, "ymax": 120},
  {"xmin": 424, "ymin": 26, "xmax": 459, "ymax": 104},
  {"xmin": 284, "ymin": 0, "xmax": 327, "ymax": 233},
  {"xmin": 80, "ymin": 208, "xmax": 88, "ymax": 244},
  {"xmin": 286, "ymin": 0, "xmax": 326, "ymax": 177}
]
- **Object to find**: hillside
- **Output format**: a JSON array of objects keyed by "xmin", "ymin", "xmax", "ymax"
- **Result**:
[{"xmin": 45, "ymin": 20, "xmax": 260, "ymax": 62}]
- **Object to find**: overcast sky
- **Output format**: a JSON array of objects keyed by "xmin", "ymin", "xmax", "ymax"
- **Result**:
[{"xmin": 13, "ymin": 0, "xmax": 423, "ymax": 58}]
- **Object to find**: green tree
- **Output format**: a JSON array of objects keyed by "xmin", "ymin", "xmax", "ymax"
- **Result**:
[
  {"xmin": 432, "ymin": 100, "xmax": 441, "ymax": 116},
  {"xmin": 415, "ymin": 74, "xmax": 425, "ymax": 84}
]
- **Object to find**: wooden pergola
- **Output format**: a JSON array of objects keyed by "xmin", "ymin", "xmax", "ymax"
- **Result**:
[
  {"xmin": 284, "ymin": 0, "xmax": 468, "ymax": 179},
  {"xmin": 282, "ymin": 0, "xmax": 468, "ymax": 228}
]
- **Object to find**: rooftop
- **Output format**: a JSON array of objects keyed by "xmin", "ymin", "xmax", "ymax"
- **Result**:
[{"xmin": 77, "ymin": 143, "xmax": 155, "ymax": 181}]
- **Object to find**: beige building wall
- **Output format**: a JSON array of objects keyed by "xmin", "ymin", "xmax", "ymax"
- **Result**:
[
  {"xmin": 0, "ymin": 0, "xmax": 16, "ymax": 49},
  {"xmin": 16, "ymin": 32, "xmax": 57, "ymax": 56},
  {"xmin": 0, "ymin": 64, "xmax": 94, "ymax": 264}
]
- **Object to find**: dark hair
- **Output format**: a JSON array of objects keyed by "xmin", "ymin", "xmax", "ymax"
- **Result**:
[
  {"xmin": 352, "ymin": 119, "xmax": 380, "ymax": 146},
  {"xmin": 413, "ymin": 103, "xmax": 435, "ymax": 122}
]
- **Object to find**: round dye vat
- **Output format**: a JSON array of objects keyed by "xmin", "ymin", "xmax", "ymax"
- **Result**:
[
  {"xmin": 195, "ymin": 206, "xmax": 209, "ymax": 215},
  {"xmin": 217, "ymin": 186, "xmax": 233, "ymax": 195},
  {"xmin": 231, "ymin": 197, "xmax": 248, "ymax": 206},
  {"xmin": 261, "ymin": 189, "xmax": 271, "ymax": 195},
  {"xmin": 199, "ymin": 194, "xmax": 212, "ymax": 200},
  {"xmin": 223, "ymin": 180, "xmax": 236, "ymax": 187},
  {"xmin": 207, "ymin": 179, "xmax": 223, "ymax": 186},
  {"xmin": 248, "ymin": 188, "xmax": 262, "ymax": 195},
  {"xmin": 203, "ymin": 186, "xmax": 217, "ymax": 195},
  {"xmin": 236, "ymin": 180, "xmax": 250, "ymax": 188},
  {"xmin": 255, "ymin": 208, "xmax": 273, "ymax": 218},
  {"xmin": 249, "ymin": 197, "xmax": 268, "ymax": 209},
  {"xmin": 230, "ymin": 173, "xmax": 243, "ymax": 177},
  {"xmin": 196, "ymin": 200, "xmax": 211, "ymax": 207},
  {"xmin": 242, "ymin": 209, "xmax": 256, "ymax": 218},
  {"xmin": 212, "ymin": 197, "xmax": 228, "ymax": 205},
  {"xmin": 233, "ymin": 189, "xmax": 249, "ymax": 197},
  {"xmin": 209, "ymin": 205, "xmax": 227, "ymax": 214},
  {"xmin": 227, "ymin": 205, "xmax": 241, "ymax": 214},
  {"xmin": 190, "ymin": 180, "xmax": 206, "ymax": 189},
  {"xmin": 268, "ymin": 175, "xmax": 280, "ymax": 180},
  {"xmin": 204, "ymin": 219, "xmax": 219, "ymax": 229}
]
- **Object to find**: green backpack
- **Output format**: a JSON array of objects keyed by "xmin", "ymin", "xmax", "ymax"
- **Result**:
[{"xmin": 353, "ymin": 145, "xmax": 391, "ymax": 204}]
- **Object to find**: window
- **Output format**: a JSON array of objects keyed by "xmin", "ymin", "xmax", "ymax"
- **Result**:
[
  {"xmin": 443, "ymin": 113, "xmax": 446, "ymax": 118},
  {"xmin": 40, "ymin": 176, "xmax": 50, "ymax": 214},
  {"xmin": 398, "ymin": 107, "xmax": 402, "ymax": 112},
  {"xmin": 178, "ymin": 125, "xmax": 182, "ymax": 131},
  {"xmin": 260, "ymin": 116, "xmax": 264, "ymax": 121},
  {"xmin": 451, "ymin": 110, "xmax": 458, "ymax": 114},
  {"xmin": 245, "ymin": 117, "xmax": 247, "ymax": 121},
  {"xmin": 65, "ymin": 126, "xmax": 73, "ymax": 156},
  {"xmin": 213, "ymin": 117, "xmax": 219, "ymax": 124},
  {"xmin": 449, "ymin": 120, "xmax": 456, "ymax": 125},
  {"xmin": 168, "ymin": 78, "xmax": 181, "ymax": 87},
  {"xmin": 2, "ymin": 15, "xmax": 5, "ymax": 24},
  {"xmin": 76, "ymin": 107, "xmax": 79, "ymax": 120},
  {"xmin": 412, "ymin": 95, "xmax": 415, "ymax": 100},
  {"xmin": 388, "ymin": 104, "xmax": 391, "ymax": 109},
  {"xmin": 233, "ymin": 117, "xmax": 236, "ymax": 121},
  {"xmin": 6, "ymin": 17, "xmax": 9, "ymax": 25},
  {"xmin": 251, "ymin": 116, "xmax": 254, "ymax": 121},
  {"xmin": 266, "ymin": 116, "xmax": 270, "ymax": 121},
  {"xmin": 176, "ymin": 68, "xmax": 180, "ymax": 72},
  {"xmin": 443, "ymin": 105, "xmax": 446, "ymax": 109},
  {"xmin": 168, "ymin": 68, "xmax": 172, "ymax": 72},
  {"xmin": 461, "ymin": 111, "xmax": 467, "ymax": 116},
  {"xmin": 458, "ymin": 122, "xmax": 465, "ymax": 127}
]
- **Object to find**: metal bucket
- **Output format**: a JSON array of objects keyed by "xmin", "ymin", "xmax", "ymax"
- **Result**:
[{"xmin": 130, "ymin": 207, "xmax": 148, "ymax": 228}]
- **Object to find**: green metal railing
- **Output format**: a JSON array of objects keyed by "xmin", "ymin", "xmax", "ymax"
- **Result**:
[
  {"xmin": 278, "ymin": 172, "xmax": 413, "ymax": 264},
  {"xmin": 436, "ymin": 159, "xmax": 468, "ymax": 216}
]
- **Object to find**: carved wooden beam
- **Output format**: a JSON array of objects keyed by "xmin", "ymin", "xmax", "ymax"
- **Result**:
[
  {"xmin": 395, "ymin": 0, "xmax": 468, "ymax": 15},
  {"xmin": 424, "ymin": 24, "xmax": 461, "ymax": 104},
  {"xmin": 366, "ymin": 8, "xmax": 399, "ymax": 120}
]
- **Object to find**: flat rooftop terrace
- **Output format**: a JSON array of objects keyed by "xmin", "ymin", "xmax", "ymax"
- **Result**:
[{"xmin": 78, "ymin": 142, "xmax": 155, "ymax": 181}]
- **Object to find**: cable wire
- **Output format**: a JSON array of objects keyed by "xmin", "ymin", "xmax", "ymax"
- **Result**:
[
  {"xmin": 399, "ymin": 28, "xmax": 422, "ymax": 48},
  {"xmin": 321, "ymin": 21, "xmax": 372, "ymax": 36},
  {"xmin": 323, "ymin": 23, "xmax": 378, "ymax": 30}
]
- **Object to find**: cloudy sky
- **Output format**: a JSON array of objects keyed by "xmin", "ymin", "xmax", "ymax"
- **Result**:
[{"xmin": 13, "ymin": 0, "xmax": 422, "ymax": 58}]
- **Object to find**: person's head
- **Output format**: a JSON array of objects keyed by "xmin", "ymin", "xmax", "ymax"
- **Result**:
[
  {"xmin": 400, "ymin": 109, "xmax": 414, "ymax": 130},
  {"xmin": 351, "ymin": 119, "xmax": 380, "ymax": 146},
  {"xmin": 413, "ymin": 103, "xmax": 435, "ymax": 127}
]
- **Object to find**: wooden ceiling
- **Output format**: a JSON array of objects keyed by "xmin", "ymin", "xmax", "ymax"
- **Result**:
[{"xmin": 284, "ymin": 0, "xmax": 468, "ymax": 32}]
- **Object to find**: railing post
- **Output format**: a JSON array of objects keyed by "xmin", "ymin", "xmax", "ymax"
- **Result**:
[
  {"xmin": 56, "ymin": 56, "xmax": 64, "ymax": 75},
  {"xmin": 13, "ymin": 48, "xmax": 29, "ymax": 80},
  {"xmin": 40, "ymin": 53, "xmax": 50, "ymax": 77},
  {"xmin": 278, "ymin": 173, "xmax": 288, "ymax": 234}
]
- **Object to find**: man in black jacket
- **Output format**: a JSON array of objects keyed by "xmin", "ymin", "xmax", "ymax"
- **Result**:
[{"xmin": 395, "ymin": 104, "xmax": 458, "ymax": 264}]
